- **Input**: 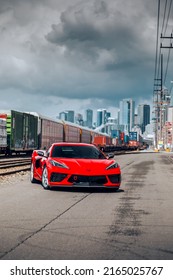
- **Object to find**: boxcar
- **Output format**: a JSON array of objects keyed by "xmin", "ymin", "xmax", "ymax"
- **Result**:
[
  {"xmin": 29, "ymin": 113, "xmax": 64, "ymax": 150},
  {"xmin": 64, "ymin": 121, "xmax": 81, "ymax": 143},
  {"xmin": 0, "ymin": 117, "xmax": 7, "ymax": 153},
  {"xmin": 0, "ymin": 110, "xmax": 38, "ymax": 154},
  {"xmin": 80, "ymin": 126, "xmax": 92, "ymax": 143}
]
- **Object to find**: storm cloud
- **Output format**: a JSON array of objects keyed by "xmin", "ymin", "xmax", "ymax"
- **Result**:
[{"xmin": 0, "ymin": 0, "xmax": 162, "ymax": 118}]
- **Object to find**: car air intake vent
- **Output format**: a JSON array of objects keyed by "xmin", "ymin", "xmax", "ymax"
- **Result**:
[
  {"xmin": 50, "ymin": 173, "xmax": 67, "ymax": 182},
  {"xmin": 68, "ymin": 175, "xmax": 107, "ymax": 185},
  {"xmin": 108, "ymin": 174, "xmax": 121, "ymax": 183}
]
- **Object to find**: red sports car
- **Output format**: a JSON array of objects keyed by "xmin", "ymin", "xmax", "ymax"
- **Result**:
[{"xmin": 30, "ymin": 143, "xmax": 121, "ymax": 190}]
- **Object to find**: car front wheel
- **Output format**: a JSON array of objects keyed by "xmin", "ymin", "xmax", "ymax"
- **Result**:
[
  {"xmin": 30, "ymin": 162, "xmax": 38, "ymax": 183},
  {"xmin": 42, "ymin": 166, "xmax": 50, "ymax": 189}
]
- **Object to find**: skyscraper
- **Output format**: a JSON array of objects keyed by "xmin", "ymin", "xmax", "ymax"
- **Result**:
[
  {"xmin": 137, "ymin": 104, "xmax": 150, "ymax": 133},
  {"xmin": 85, "ymin": 109, "xmax": 93, "ymax": 128},
  {"xmin": 66, "ymin": 110, "xmax": 75, "ymax": 123},
  {"xmin": 119, "ymin": 99, "xmax": 135, "ymax": 133},
  {"xmin": 96, "ymin": 109, "xmax": 107, "ymax": 127},
  {"xmin": 58, "ymin": 110, "xmax": 75, "ymax": 123},
  {"xmin": 58, "ymin": 111, "xmax": 67, "ymax": 121},
  {"xmin": 75, "ymin": 113, "xmax": 84, "ymax": 126}
]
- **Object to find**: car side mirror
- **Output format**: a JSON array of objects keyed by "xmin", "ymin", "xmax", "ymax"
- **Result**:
[
  {"xmin": 37, "ymin": 150, "xmax": 47, "ymax": 157},
  {"xmin": 107, "ymin": 153, "xmax": 114, "ymax": 159}
]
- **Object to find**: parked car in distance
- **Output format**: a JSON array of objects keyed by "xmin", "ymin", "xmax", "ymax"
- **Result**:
[{"xmin": 30, "ymin": 143, "xmax": 121, "ymax": 190}]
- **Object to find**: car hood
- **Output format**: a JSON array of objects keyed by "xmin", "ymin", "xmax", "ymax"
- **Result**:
[{"xmin": 50, "ymin": 158, "xmax": 118, "ymax": 174}]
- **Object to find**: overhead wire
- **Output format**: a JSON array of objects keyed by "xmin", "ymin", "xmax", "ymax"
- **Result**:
[
  {"xmin": 162, "ymin": 0, "xmax": 173, "ymax": 85},
  {"xmin": 163, "ymin": 0, "xmax": 173, "ymax": 36},
  {"xmin": 154, "ymin": 0, "xmax": 173, "ymax": 89},
  {"xmin": 161, "ymin": 0, "xmax": 168, "ymax": 38},
  {"xmin": 153, "ymin": 0, "xmax": 161, "ymax": 93}
]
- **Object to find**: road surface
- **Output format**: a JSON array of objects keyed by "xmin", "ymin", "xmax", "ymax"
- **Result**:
[{"xmin": 0, "ymin": 151, "xmax": 173, "ymax": 260}]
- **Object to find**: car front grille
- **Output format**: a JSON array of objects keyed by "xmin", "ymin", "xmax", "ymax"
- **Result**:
[
  {"xmin": 68, "ymin": 175, "xmax": 108, "ymax": 185},
  {"xmin": 108, "ymin": 174, "xmax": 121, "ymax": 183},
  {"xmin": 50, "ymin": 173, "xmax": 67, "ymax": 182}
]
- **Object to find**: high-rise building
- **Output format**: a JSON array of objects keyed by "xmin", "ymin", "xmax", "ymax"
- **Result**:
[
  {"xmin": 85, "ymin": 109, "xmax": 93, "ymax": 128},
  {"xmin": 137, "ymin": 104, "xmax": 150, "ymax": 133},
  {"xmin": 96, "ymin": 109, "xmax": 107, "ymax": 127},
  {"xmin": 66, "ymin": 110, "xmax": 75, "ymax": 123},
  {"xmin": 58, "ymin": 110, "xmax": 75, "ymax": 123},
  {"xmin": 106, "ymin": 112, "xmax": 111, "ymax": 119},
  {"xmin": 58, "ymin": 111, "xmax": 67, "ymax": 121},
  {"xmin": 75, "ymin": 113, "xmax": 84, "ymax": 126},
  {"xmin": 171, "ymin": 93, "xmax": 173, "ymax": 106},
  {"xmin": 119, "ymin": 99, "xmax": 135, "ymax": 133},
  {"xmin": 134, "ymin": 114, "xmax": 138, "ymax": 126}
]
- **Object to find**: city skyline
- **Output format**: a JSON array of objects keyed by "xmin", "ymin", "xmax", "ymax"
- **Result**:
[
  {"xmin": 0, "ymin": 0, "xmax": 167, "ymax": 119},
  {"xmin": 57, "ymin": 98, "xmax": 151, "ymax": 135}
]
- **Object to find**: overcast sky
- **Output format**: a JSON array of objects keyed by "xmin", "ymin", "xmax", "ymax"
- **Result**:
[{"xmin": 0, "ymin": 0, "xmax": 169, "ymax": 120}]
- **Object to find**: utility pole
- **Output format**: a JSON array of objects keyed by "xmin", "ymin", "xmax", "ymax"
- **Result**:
[
  {"xmin": 153, "ymin": 78, "xmax": 161, "ymax": 149},
  {"xmin": 160, "ymin": 34, "xmax": 173, "ymax": 148},
  {"xmin": 160, "ymin": 33, "xmax": 173, "ymax": 49},
  {"xmin": 153, "ymin": 52, "xmax": 163, "ymax": 149},
  {"xmin": 153, "ymin": 30, "xmax": 173, "ymax": 149}
]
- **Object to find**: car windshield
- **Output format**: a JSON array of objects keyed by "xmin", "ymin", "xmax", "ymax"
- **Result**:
[{"xmin": 51, "ymin": 145, "xmax": 106, "ymax": 159}]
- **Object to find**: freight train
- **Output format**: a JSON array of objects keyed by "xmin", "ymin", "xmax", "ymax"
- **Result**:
[
  {"xmin": 0, "ymin": 110, "xmax": 111, "ymax": 155},
  {"xmin": 92, "ymin": 131, "xmax": 146, "ymax": 152},
  {"xmin": 0, "ymin": 110, "xmax": 146, "ymax": 156}
]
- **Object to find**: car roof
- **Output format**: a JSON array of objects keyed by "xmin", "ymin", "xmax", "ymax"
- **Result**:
[{"xmin": 51, "ymin": 142, "xmax": 94, "ymax": 147}]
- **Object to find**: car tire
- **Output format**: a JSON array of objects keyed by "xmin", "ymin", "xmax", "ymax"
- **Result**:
[
  {"xmin": 30, "ymin": 162, "xmax": 38, "ymax": 183},
  {"xmin": 42, "ymin": 166, "xmax": 50, "ymax": 189}
]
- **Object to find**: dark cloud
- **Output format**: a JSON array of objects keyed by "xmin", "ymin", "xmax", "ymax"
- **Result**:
[
  {"xmin": 45, "ymin": 0, "xmax": 155, "ymax": 75},
  {"xmin": 0, "ymin": 0, "xmax": 160, "ymax": 118}
]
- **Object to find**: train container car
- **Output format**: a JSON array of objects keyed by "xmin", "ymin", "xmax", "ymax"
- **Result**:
[
  {"xmin": 120, "ymin": 132, "xmax": 125, "ymax": 142},
  {"xmin": 129, "ymin": 131, "xmax": 138, "ymax": 141},
  {"xmin": 124, "ymin": 134, "xmax": 129, "ymax": 144},
  {"xmin": 112, "ymin": 138, "xmax": 119, "ymax": 145},
  {"xmin": 28, "ymin": 113, "xmax": 64, "ymax": 149},
  {"xmin": 41, "ymin": 117, "xmax": 64, "ymax": 149},
  {"xmin": 92, "ymin": 134, "xmax": 113, "ymax": 152},
  {"xmin": 111, "ymin": 129, "xmax": 121, "ymax": 139},
  {"xmin": 0, "ymin": 110, "xmax": 38, "ymax": 154},
  {"xmin": 64, "ymin": 121, "xmax": 81, "ymax": 143},
  {"xmin": 0, "ymin": 117, "xmax": 7, "ymax": 153},
  {"xmin": 93, "ymin": 135, "xmax": 109, "ymax": 146},
  {"xmin": 91, "ymin": 131, "xmax": 101, "ymax": 143},
  {"xmin": 80, "ymin": 126, "xmax": 92, "ymax": 143},
  {"xmin": 128, "ymin": 140, "xmax": 139, "ymax": 150}
]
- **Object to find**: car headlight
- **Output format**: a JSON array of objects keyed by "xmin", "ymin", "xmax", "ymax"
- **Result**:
[
  {"xmin": 49, "ymin": 159, "xmax": 69, "ymax": 169},
  {"xmin": 106, "ymin": 161, "xmax": 119, "ymax": 170}
]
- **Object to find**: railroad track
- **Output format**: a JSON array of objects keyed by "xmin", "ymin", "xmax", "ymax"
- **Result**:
[{"xmin": 0, "ymin": 158, "xmax": 31, "ymax": 176}]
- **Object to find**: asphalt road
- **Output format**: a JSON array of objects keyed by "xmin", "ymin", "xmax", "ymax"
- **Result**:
[{"xmin": 0, "ymin": 151, "xmax": 173, "ymax": 260}]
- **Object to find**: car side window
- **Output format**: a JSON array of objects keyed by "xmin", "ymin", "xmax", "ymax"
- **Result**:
[{"xmin": 47, "ymin": 147, "xmax": 51, "ymax": 157}]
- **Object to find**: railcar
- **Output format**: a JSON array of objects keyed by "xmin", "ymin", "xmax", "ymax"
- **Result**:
[
  {"xmin": 63, "ymin": 121, "xmax": 81, "ymax": 143},
  {"xmin": 29, "ymin": 113, "xmax": 64, "ymax": 150},
  {"xmin": 79, "ymin": 126, "xmax": 91, "ymax": 143},
  {"xmin": 0, "ymin": 110, "xmax": 113, "ymax": 155},
  {"xmin": 0, "ymin": 117, "xmax": 7, "ymax": 154},
  {"xmin": 92, "ymin": 134, "xmax": 113, "ymax": 152},
  {"xmin": 0, "ymin": 110, "xmax": 38, "ymax": 155}
]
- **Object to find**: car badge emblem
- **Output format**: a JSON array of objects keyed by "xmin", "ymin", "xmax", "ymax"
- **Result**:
[{"xmin": 74, "ymin": 176, "xmax": 78, "ymax": 181}]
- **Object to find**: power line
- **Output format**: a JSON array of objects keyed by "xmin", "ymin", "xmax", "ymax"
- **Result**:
[
  {"xmin": 161, "ymin": 0, "xmax": 168, "ymax": 36},
  {"xmin": 163, "ymin": 0, "xmax": 173, "ymax": 36}
]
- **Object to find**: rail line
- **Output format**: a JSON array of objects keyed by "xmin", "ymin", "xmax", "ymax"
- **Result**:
[
  {"xmin": 0, "ymin": 150, "xmax": 152, "ymax": 177},
  {"xmin": 0, "ymin": 158, "xmax": 31, "ymax": 176}
]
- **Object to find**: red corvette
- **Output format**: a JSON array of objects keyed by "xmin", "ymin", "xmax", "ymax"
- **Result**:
[{"xmin": 30, "ymin": 143, "xmax": 121, "ymax": 190}]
